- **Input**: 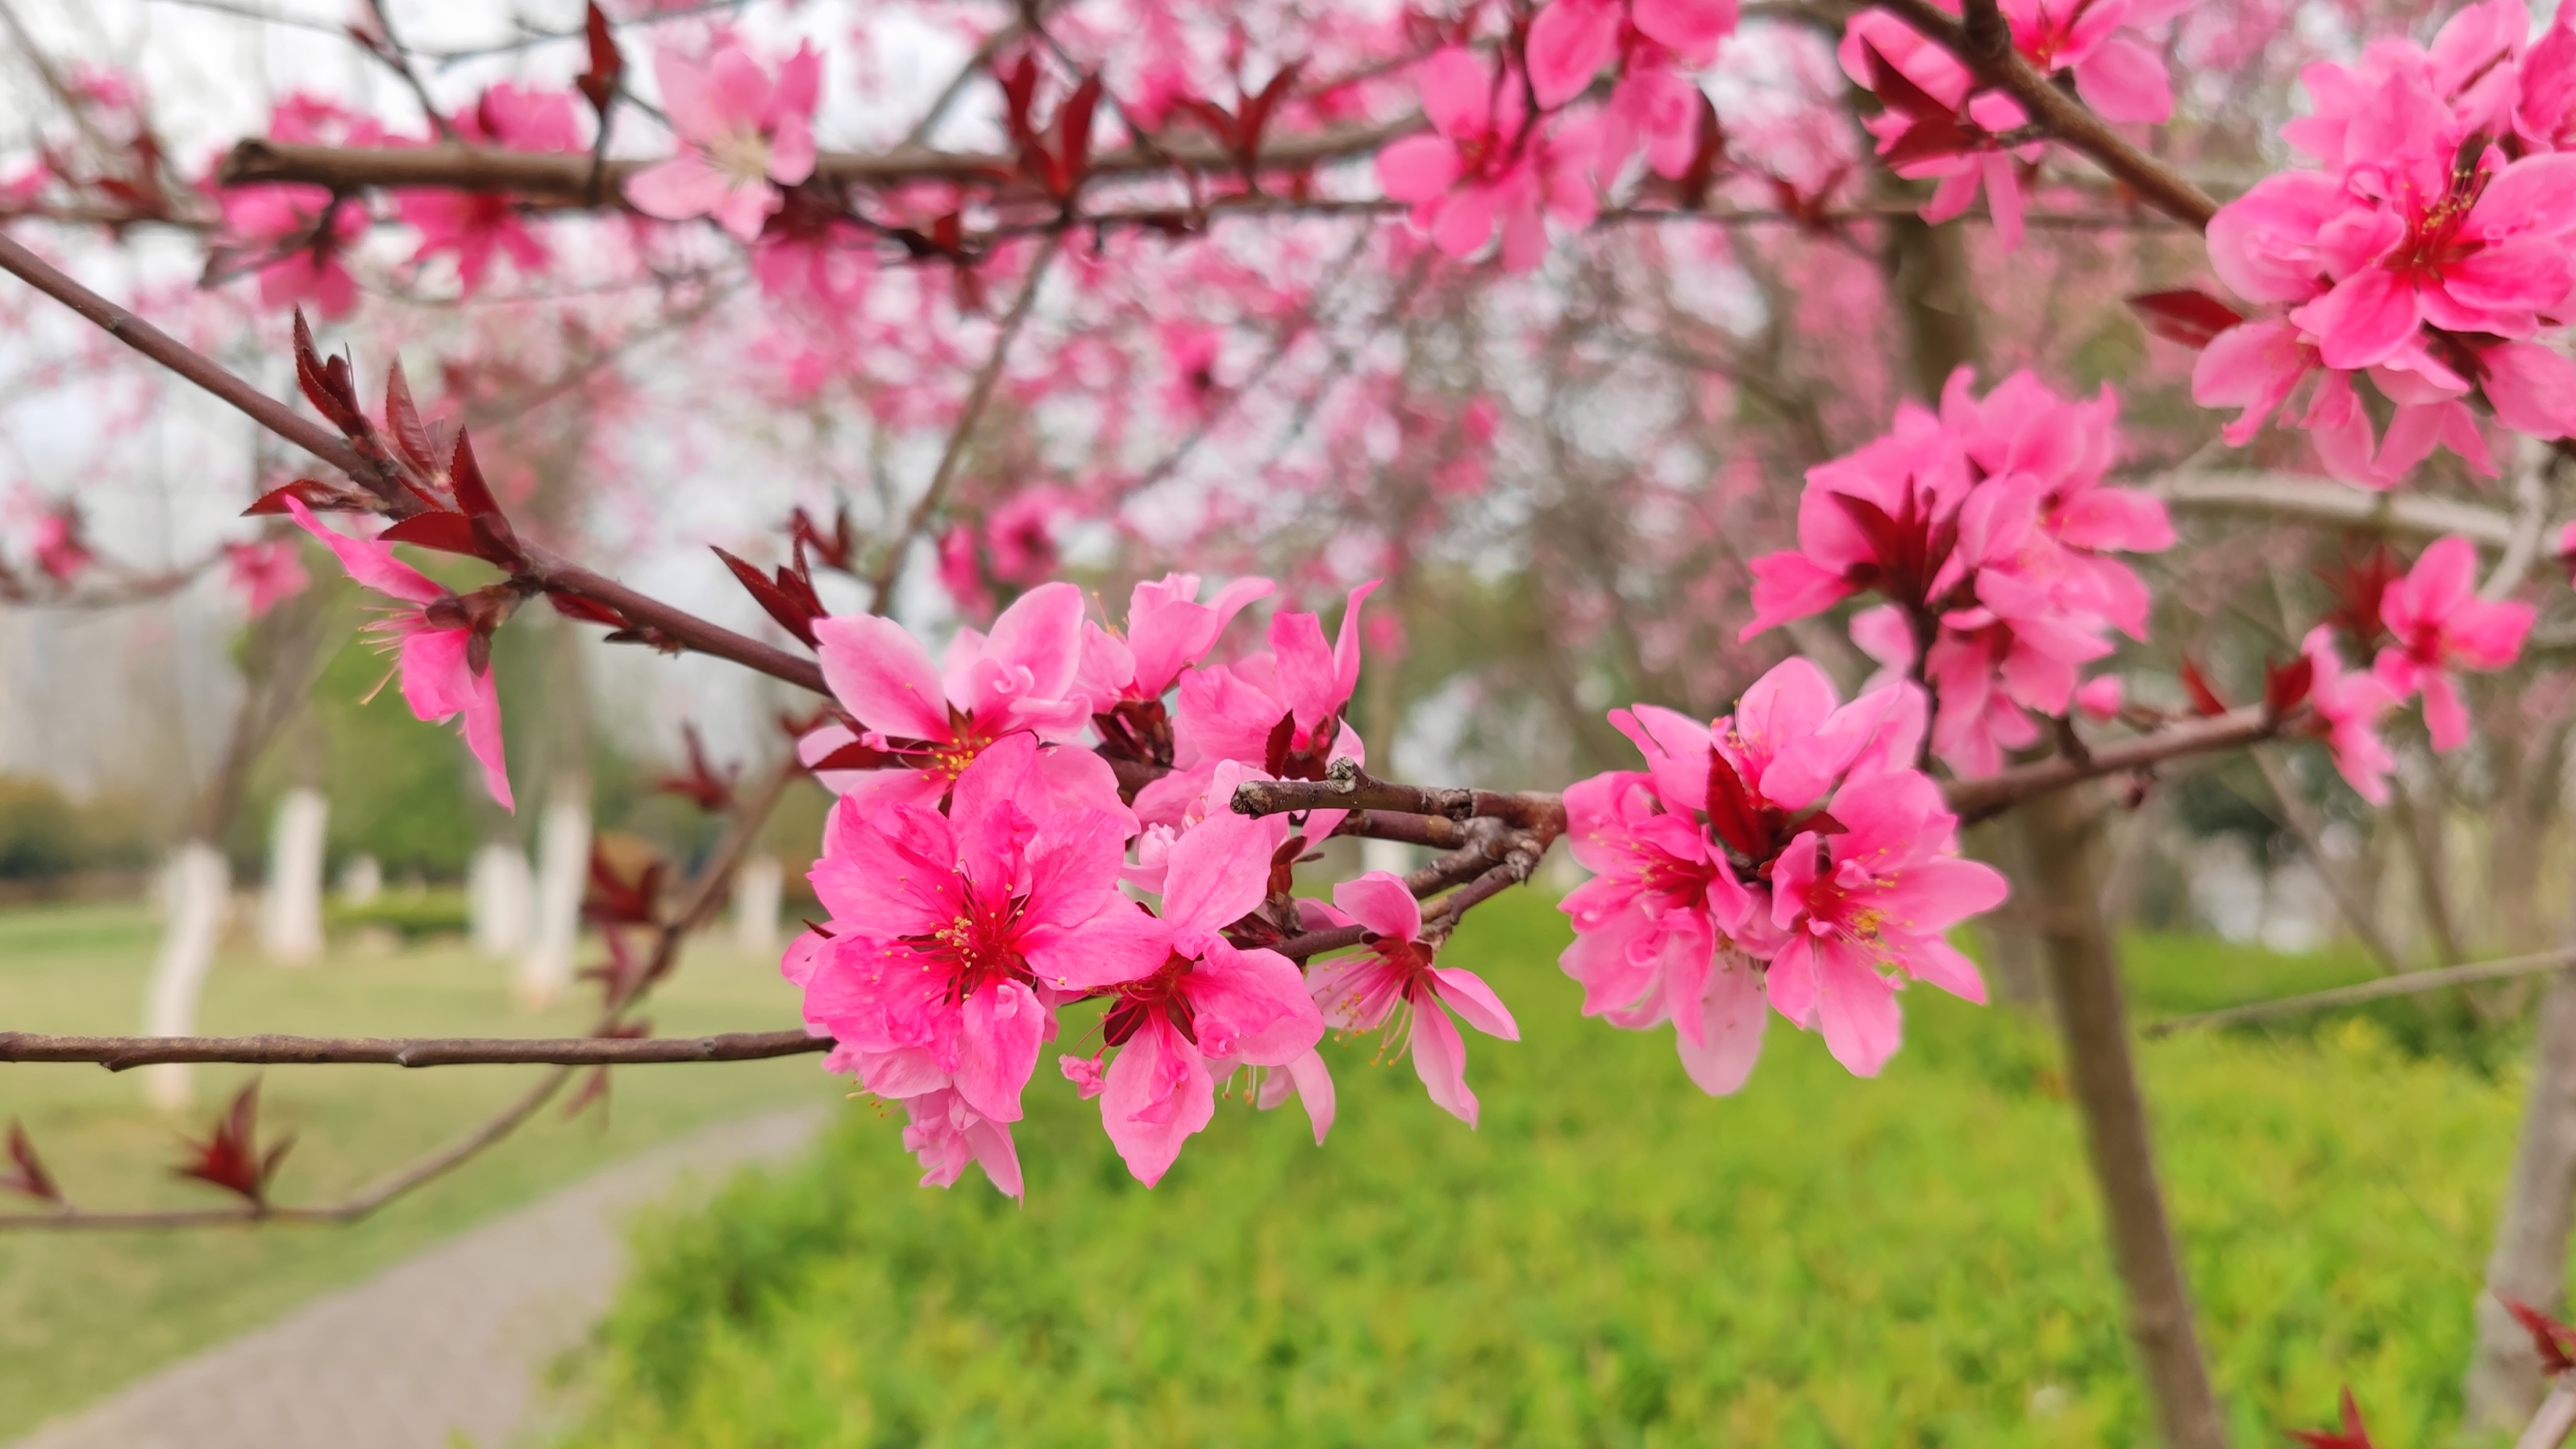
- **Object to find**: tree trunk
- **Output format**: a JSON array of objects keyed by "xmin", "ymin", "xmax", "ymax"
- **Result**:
[
  {"xmin": 469, "ymin": 840, "xmax": 534, "ymax": 960},
  {"xmin": 2466, "ymin": 968, "xmax": 2576, "ymax": 1430},
  {"xmin": 143, "ymin": 840, "xmax": 231, "ymax": 1112},
  {"xmin": 258, "ymin": 786, "xmax": 328, "ymax": 965},
  {"xmin": 2024, "ymin": 786, "xmax": 2233, "ymax": 1448},
  {"xmin": 733, "ymin": 853, "xmax": 783, "ymax": 957},
  {"xmin": 517, "ymin": 784, "xmax": 590, "ymax": 1006}
]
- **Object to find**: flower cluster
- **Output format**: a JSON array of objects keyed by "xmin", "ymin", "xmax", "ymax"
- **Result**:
[
  {"xmin": 1380, "ymin": 0, "xmax": 1735, "ymax": 271},
  {"xmin": 1739, "ymin": 368, "xmax": 2171, "ymax": 774},
  {"xmin": 786, "ymin": 575, "xmax": 1520, "ymax": 1196},
  {"xmin": 1560, "ymin": 657, "xmax": 2005, "ymax": 1082},
  {"xmin": 1841, "ymin": 1, "xmax": 2184, "ymax": 252},
  {"xmin": 626, "ymin": 37, "xmax": 821, "ymax": 243},
  {"xmin": 2191, "ymin": 1, "xmax": 2576, "ymax": 485}
]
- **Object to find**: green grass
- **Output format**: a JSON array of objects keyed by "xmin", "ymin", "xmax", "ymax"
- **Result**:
[
  {"xmin": 0, "ymin": 904, "xmax": 822, "ymax": 1439},
  {"xmin": 564, "ymin": 895, "xmax": 2536, "ymax": 1448}
]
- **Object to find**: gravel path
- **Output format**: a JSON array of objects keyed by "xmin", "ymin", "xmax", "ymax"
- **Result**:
[{"xmin": 8, "ymin": 1105, "xmax": 827, "ymax": 1449}]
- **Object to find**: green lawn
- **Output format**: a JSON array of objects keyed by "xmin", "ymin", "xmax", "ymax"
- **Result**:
[
  {"xmin": 564, "ymin": 895, "xmax": 2539, "ymax": 1448},
  {"xmin": 0, "ymin": 903, "xmax": 822, "ymax": 1439}
]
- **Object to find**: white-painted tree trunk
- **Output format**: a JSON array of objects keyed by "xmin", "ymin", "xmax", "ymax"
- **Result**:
[
  {"xmin": 734, "ymin": 854, "xmax": 782, "ymax": 957},
  {"xmin": 339, "ymin": 853, "xmax": 381, "ymax": 905},
  {"xmin": 468, "ymin": 842, "xmax": 534, "ymax": 960},
  {"xmin": 517, "ymin": 789, "xmax": 589, "ymax": 1006},
  {"xmin": 258, "ymin": 788, "xmax": 328, "ymax": 965},
  {"xmin": 143, "ymin": 840, "xmax": 230, "ymax": 1112}
]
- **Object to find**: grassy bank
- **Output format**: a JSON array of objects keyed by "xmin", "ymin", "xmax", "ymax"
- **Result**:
[
  {"xmin": 567, "ymin": 897, "xmax": 2530, "ymax": 1447},
  {"xmin": 0, "ymin": 905, "xmax": 822, "ymax": 1439}
]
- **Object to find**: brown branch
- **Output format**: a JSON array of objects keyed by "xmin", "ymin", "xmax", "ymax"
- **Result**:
[
  {"xmin": 1871, "ymin": 0, "xmax": 2218, "ymax": 231},
  {"xmin": 2521, "ymin": 1380, "xmax": 2576, "ymax": 1449},
  {"xmin": 0, "ymin": 1027, "xmax": 826, "ymax": 1069},
  {"xmin": 1946, "ymin": 706, "xmax": 2285, "ymax": 824},
  {"xmin": 2143, "ymin": 944, "xmax": 2576, "ymax": 1039},
  {"xmin": 2154, "ymin": 471, "xmax": 2526, "ymax": 547},
  {"xmin": 1231, "ymin": 758, "xmax": 1567, "ymax": 832},
  {"xmin": 214, "ymin": 117, "xmax": 1420, "ymax": 200},
  {"xmin": 0, "ymin": 228, "xmax": 832, "ymax": 697}
]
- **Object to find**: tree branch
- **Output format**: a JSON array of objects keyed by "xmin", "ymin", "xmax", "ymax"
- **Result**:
[
  {"xmin": 0, "ymin": 1028, "xmax": 828, "ymax": 1069},
  {"xmin": 2154, "ymin": 471, "xmax": 2526, "ymax": 547},
  {"xmin": 1871, "ymin": 0, "xmax": 2218, "ymax": 231},
  {"xmin": 2144, "ymin": 945, "xmax": 2576, "ymax": 1039}
]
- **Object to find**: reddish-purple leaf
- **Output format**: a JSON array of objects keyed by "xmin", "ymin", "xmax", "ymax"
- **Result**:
[
  {"xmin": 809, "ymin": 738, "xmax": 904, "ymax": 772},
  {"xmin": 1702, "ymin": 747, "xmax": 1768, "ymax": 861},
  {"xmin": 711, "ymin": 546, "xmax": 823, "ymax": 647},
  {"xmin": 174, "ymin": 1081, "xmax": 291, "ymax": 1207},
  {"xmin": 2264, "ymin": 656, "xmax": 2315, "ymax": 717},
  {"xmin": 2, "ymin": 1121, "xmax": 61, "ymax": 1204},
  {"xmin": 2128, "ymin": 289, "xmax": 2246, "ymax": 350},
  {"xmin": 384, "ymin": 359, "xmax": 438, "ymax": 478},
  {"xmin": 378, "ymin": 511, "xmax": 484, "ymax": 556},
  {"xmin": 1058, "ymin": 76, "xmax": 1102, "ymax": 192},
  {"xmin": 547, "ymin": 591, "xmax": 627, "ymax": 627},
  {"xmin": 1883, "ymin": 112, "xmax": 1979, "ymax": 168},
  {"xmin": 1863, "ymin": 40, "xmax": 1955, "ymax": 123},
  {"xmin": 655, "ymin": 722, "xmax": 738, "ymax": 812},
  {"xmin": 2504, "ymin": 1295, "xmax": 2576, "ymax": 1376},
  {"xmin": 447, "ymin": 429, "xmax": 501, "ymax": 518},
  {"xmin": 576, "ymin": 2, "xmax": 623, "ymax": 117},
  {"xmin": 2288, "ymin": 1387, "xmax": 2374, "ymax": 1449},
  {"xmin": 2179, "ymin": 658, "xmax": 2229, "ymax": 717},
  {"xmin": 1262, "ymin": 710, "xmax": 1300, "ymax": 778},
  {"xmin": 244, "ymin": 478, "xmax": 359, "ymax": 515}
]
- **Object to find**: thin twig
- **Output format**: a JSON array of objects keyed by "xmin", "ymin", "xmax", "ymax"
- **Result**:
[
  {"xmin": 2144, "ymin": 947, "xmax": 2576, "ymax": 1039},
  {"xmin": 0, "ymin": 1028, "xmax": 827, "ymax": 1069},
  {"xmin": 863, "ymin": 230, "xmax": 1061, "ymax": 607}
]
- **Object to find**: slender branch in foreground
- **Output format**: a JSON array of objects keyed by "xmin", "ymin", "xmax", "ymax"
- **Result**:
[
  {"xmin": 1872, "ymin": 0, "xmax": 2218, "ymax": 231},
  {"xmin": 0, "ymin": 228, "xmax": 831, "ymax": 697},
  {"xmin": 2144, "ymin": 945, "xmax": 2576, "ymax": 1039},
  {"xmin": 2520, "ymin": 1377, "xmax": 2576, "ymax": 1449},
  {"xmin": 215, "ymin": 117, "xmax": 1419, "ymax": 198},
  {"xmin": 0, "ymin": 1028, "xmax": 829, "ymax": 1069},
  {"xmin": 2154, "ymin": 471, "xmax": 2528, "ymax": 548},
  {"xmin": 1238, "ymin": 708, "xmax": 2291, "ymax": 835}
]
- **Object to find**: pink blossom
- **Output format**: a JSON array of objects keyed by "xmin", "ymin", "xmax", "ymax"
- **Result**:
[
  {"xmin": 224, "ymin": 539, "xmax": 308, "ymax": 616},
  {"xmin": 2370, "ymin": 535, "xmax": 2534, "ymax": 752},
  {"xmin": 2075, "ymin": 675, "xmax": 2124, "ymax": 720},
  {"xmin": 1307, "ymin": 872, "xmax": 1520, "ymax": 1126},
  {"xmin": 626, "ymin": 40, "xmax": 822, "ymax": 242},
  {"xmin": 1079, "ymin": 573, "xmax": 1275, "ymax": 706},
  {"xmin": 1837, "ymin": 11, "xmax": 2038, "ymax": 251},
  {"xmin": 1767, "ymin": 768, "xmax": 2004, "ymax": 1076},
  {"xmin": 1172, "ymin": 581, "xmax": 1376, "ymax": 772},
  {"xmin": 399, "ymin": 84, "xmax": 583, "ymax": 293},
  {"xmin": 1054, "ymin": 811, "xmax": 1325, "ymax": 1185},
  {"xmin": 797, "ymin": 735, "xmax": 1164, "ymax": 1124},
  {"xmin": 1995, "ymin": 0, "xmax": 2183, "ymax": 123},
  {"xmin": 214, "ymin": 98, "xmax": 383, "ymax": 318},
  {"xmin": 1158, "ymin": 323, "xmax": 1226, "ymax": 420},
  {"xmin": 282, "ymin": 499, "xmax": 511, "ymax": 809},
  {"xmin": 27, "ymin": 505, "xmax": 88, "ymax": 583},
  {"xmin": 896, "ymin": 1086, "xmax": 1023, "ymax": 1198},
  {"xmin": 1559, "ymin": 769, "xmax": 1771, "ymax": 1093},
  {"xmin": 1376, "ymin": 49, "xmax": 1599, "ymax": 273},
  {"xmin": 805, "ymin": 581, "xmax": 1121, "ymax": 819},
  {"xmin": 2302, "ymin": 625, "xmax": 2399, "ymax": 802}
]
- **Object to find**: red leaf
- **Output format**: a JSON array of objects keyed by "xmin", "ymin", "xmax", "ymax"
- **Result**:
[
  {"xmin": 1702, "ymin": 748, "xmax": 1769, "ymax": 861},
  {"xmin": 1675, "ymin": 92, "xmax": 1728, "ymax": 209},
  {"xmin": 1239, "ymin": 62, "xmax": 1302, "ymax": 168},
  {"xmin": 383, "ymin": 358, "xmax": 438, "ymax": 478},
  {"xmin": 447, "ymin": 429, "xmax": 501, "ymax": 518},
  {"xmin": 2503, "ymin": 1295, "xmax": 2576, "ymax": 1376},
  {"xmin": 547, "ymin": 591, "xmax": 626, "ymax": 627},
  {"xmin": 174, "ymin": 1081, "xmax": 291, "ymax": 1207},
  {"xmin": 377, "ymin": 511, "xmax": 483, "ymax": 556},
  {"xmin": 2128, "ymin": 289, "xmax": 2246, "ymax": 350},
  {"xmin": 1261, "ymin": 710, "xmax": 1299, "ymax": 778},
  {"xmin": 809, "ymin": 738, "xmax": 903, "ymax": 772},
  {"xmin": 584, "ymin": 846, "xmax": 665, "ymax": 926},
  {"xmin": 291, "ymin": 310, "xmax": 364, "ymax": 433},
  {"xmin": 244, "ymin": 478, "xmax": 360, "ymax": 515},
  {"xmin": 2, "ymin": 1121, "xmax": 61, "ymax": 1204},
  {"xmin": 2287, "ymin": 1386, "xmax": 2374, "ymax": 1449},
  {"xmin": 1883, "ymin": 111, "xmax": 1979, "ymax": 168},
  {"xmin": 997, "ymin": 52, "xmax": 1042, "ymax": 154},
  {"xmin": 711, "ymin": 546, "xmax": 823, "ymax": 647},
  {"xmin": 2179, "ymin": 658, "xmax": 2229, "ymax": 717},
  {"xmin": 1056, "ymin": 74, "xmax": 1103, "ymax": 194},
  {"xmin": 1863, "ymin": 40, "xmax": 1956, "ymax": 123},
  {"xmin": 576, "ymin": 2, "xmax": 623, "ymax": 117},
  {"xmin": 2264, "ymin": 656, "xmax": 2315, "ymax": 717}
]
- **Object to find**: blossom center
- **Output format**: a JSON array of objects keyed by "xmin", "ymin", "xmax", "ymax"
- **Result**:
[{"xmin": 705, "ymin": 129, "xmax": 776, "ymax": 185}]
